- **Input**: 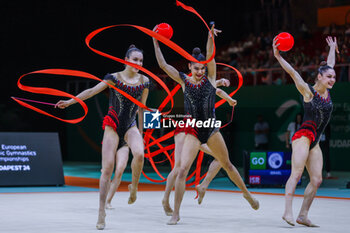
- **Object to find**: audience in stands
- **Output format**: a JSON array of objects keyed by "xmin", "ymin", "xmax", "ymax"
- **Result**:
[
  {"xmin": 215, "ymin": 23, "xmax": 349, "ymax": 85},
  {"xmin": 153, "ymin": 23, "xmax": 349, "ymax": 88}
]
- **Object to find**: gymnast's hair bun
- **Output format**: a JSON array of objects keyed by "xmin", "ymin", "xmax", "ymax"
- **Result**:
[
  {"xmin": 317, "ymin": 60, "xmax": 333, "ymax": 76},
  {"xmin": 319, "ymin": 61, "xmax": 327, "ymax": 66},
  {"xmin": 192, "ymin": 47, "xmax": 201, "ymax": 55},
  {"xmin": 125, "ymin": 44, "xmax": 142, "ymax": 58}
]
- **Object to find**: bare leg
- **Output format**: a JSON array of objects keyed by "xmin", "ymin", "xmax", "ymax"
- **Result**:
[
  {"xmin": 196, "ymin": 145, "xmax": 221, "ymax": 204},
  {"xmin": 296, "ymin": 144, "xmax": 322, "ymax": 227},
  {"xmin": 162, "ymin": 133, "xmax": 186, "ymax": 216},
  {"xmin": 207, "ymin": 132, "xmax": 259, "ymax": 210},
  {"xmin": 282, "ymin": 137, "xmax": 310, "ymax": 226},
  {"xmin": 106, "ymin": 146, "xmax": 129, "ymax": 209},
  {"xmin": 196, "ymin": 161, "xmax": 221, "ymax": 204},
  {"xmin": 97, "ymin": 126, "xmax": 119, "ymax": 230},
  {"xmin": 168, "ymin": 134, "xmax": 200, "ymax": 225},
  {"xmin": 125, "ymin": 126, "xmax": 144, "ymax": 204}
]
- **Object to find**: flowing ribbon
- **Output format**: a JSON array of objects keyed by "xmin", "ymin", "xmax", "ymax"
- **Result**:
[
  {"xmin": 12, "ymin": 68, "xmax": 162, "ymax": 123},
  {"xmin": 12, "ymin": 69, "xmax": 91, "ymax": 123},
  {"xmin": 13, "ymin": 0, "xmax": 218, "ymax": 121},
  {"xmin": 215, "ymin": 63, "xmax": 244, "ymax": 108}
]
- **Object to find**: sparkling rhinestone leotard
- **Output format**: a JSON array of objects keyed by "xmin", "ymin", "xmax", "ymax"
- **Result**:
[
  {"xmin": 292, "ymin": 84, "xmax": 333, "ymax": 149},
  {"xmin": 102, "ymin": 73, "xmax": 149, "ymax": 149},
  {"xmin": 174, "ymin": 72, "xmax": 218, "ymax": 144}
]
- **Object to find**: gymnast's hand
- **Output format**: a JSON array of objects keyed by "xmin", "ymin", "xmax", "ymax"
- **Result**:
[
  {"xmin": 219, "ymin": 78, "xmax": 230, "ymax": 87},
  {"xmin": 326, "ymin": 36, "xmax": 339, "ymax": 54},
  {"xmin": 209, "ymin": 24, "xmax": 222, "ymax": 38},
  {"xmin": 228, "ymin": 99, "xmax": 237, "ymax": 107},
  {"xmin": 55, "ymin": 100, "xmax": 71, "ymax": 109},
  {"xmin": 152, "ymin": 25, "xmax": 159, "ymax": 41},
  {"xmin": 152, "ymin": 25, "xmax": 157, "ymax": 32},
  {"xmin": 272, "ymin": 36, "xmax": 281, "ymax": 58}
]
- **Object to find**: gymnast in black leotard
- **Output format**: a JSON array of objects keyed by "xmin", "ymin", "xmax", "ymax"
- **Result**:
[
  {"xmin": 102, "ymin": 71, "xmax": 149, "ymax": 210},
  {"xmin": 161, "ymin": 74, "xmax": 236, "ymax": 215},
  {"xmin": 273, "ymin": 36, "xmax": 337, "ymax": 227},
  {"xmin": 56, "ymin": 45, "xmax": 149, "ymax": 230},
  {"xmin": 292, "ymin": 83, "xmax": 333, "ymax": 150},
  {"xmin": 176, "ymin": 71, "xmax": 218, "ymax": 143},
  {"xmin": 153, "ymin": 24, "xmax": 259, "ymax": 225},
  {"xmin": 102, "ymin": 72, "xmax": 149, "ymax": 149}
]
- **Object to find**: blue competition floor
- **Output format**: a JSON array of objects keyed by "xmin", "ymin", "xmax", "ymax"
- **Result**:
[{"xmin": 1, "ymin": 162, "xmax": 350, "ymax": 199}]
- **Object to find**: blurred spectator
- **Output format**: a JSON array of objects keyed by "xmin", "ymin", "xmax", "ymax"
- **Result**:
[
  {"xmin": 285, "ymin": 113, "xmax": 302, "ymax": 149},
  {"xmin": 254, "ymin": 115, "xmax": 269, "ymax": 150},
  {"xmin": 323, "ymin": 23, "xmax": 338, "ymax": 35},
  {"xmin": 299, "ymin": 20, "xmax": 310, "ymax": 39},
  {"xmin": 345, "ymin": 24, "xmax": 350, "ymax": 36}
]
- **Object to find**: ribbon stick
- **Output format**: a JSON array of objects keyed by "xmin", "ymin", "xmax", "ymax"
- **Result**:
[{"xmin": 11, "ymin": 97, "xmax": 56, "ymax": 106}]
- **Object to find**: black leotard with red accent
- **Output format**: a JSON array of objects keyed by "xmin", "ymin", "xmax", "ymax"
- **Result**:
[
  {"xmin": 178, "ymin": 72, "xmax": 218, "ymax": 144},
  {"xmin": 292, "ymin": 84, "xmax": 333, "ymax": 149},
  {"xmin": 102, "ymin": 73, "xmax": 149, "ymax": 148}
]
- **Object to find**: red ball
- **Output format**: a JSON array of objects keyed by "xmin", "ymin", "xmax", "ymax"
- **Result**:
[
  {"xmin": 276, "ymin": 32, "xmax": 294, "ymax": 52},
  {"xmin": 155, "ymin": 23, "xmax": 173, "ymax": 40}
]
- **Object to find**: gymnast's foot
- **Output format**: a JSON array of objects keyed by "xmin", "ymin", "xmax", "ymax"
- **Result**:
[
  {"xmin": 282, "ymin": 214, "xmax": 295, "ymax": 226},
  {"xmin": 167, "ymin": 214, "xmax": 180, "ymax": 225},
  {"xmin": 105, "ymin": 202, "xmax": 114, "ymax": 209},
  {"xmin": 96, "ymin": 210, "xmax": 106, "ymax": 230},
  {"xmin": 243, "ymin": 193, "xmax": 259, "ymax": 210},
  {"xmin": 296, "ymin": 216, "xmax": 319, "ymax": 227},
  {"xmin": 196, "ymin": 185, "xmax": 206, "ymax": 205},
  {"xmin": 128, "ymin": 184, "xmax": 137, "ymax": 204},
  {"xmin": 162, "ymin": 199, "xmax": 173, "ymax": 216}
]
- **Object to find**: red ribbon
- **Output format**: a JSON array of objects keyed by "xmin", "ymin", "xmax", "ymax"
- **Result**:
[
  {"xmin": 12, "ymin": 68, "xmax": 160, "ymax": 123},
  {"xmin": 12, "ymin": 69, "xmax": 92, "ymax": 124},
  {"xmin": 13, "ymin": 0, "xmax": 219, "ymax": 121},
  {"xmin": 215, "ymin": 63, "xmax": 244, "ymax": 108}
]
